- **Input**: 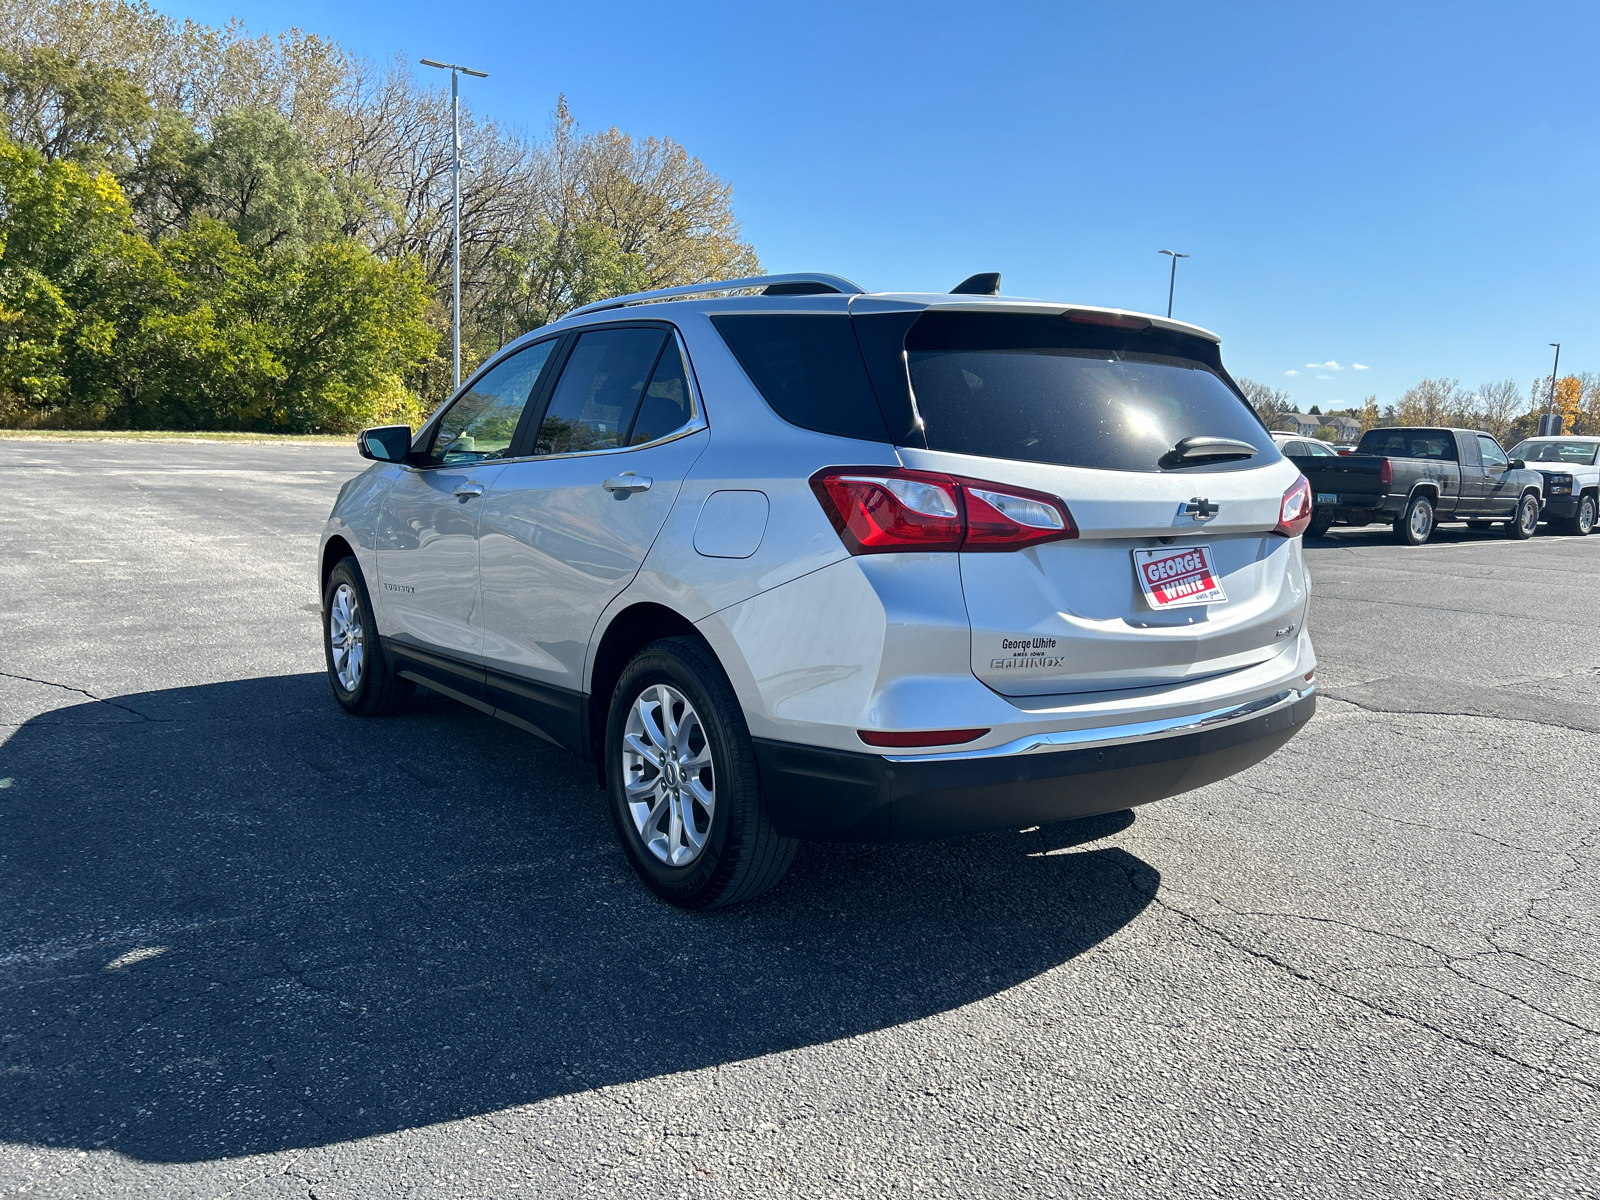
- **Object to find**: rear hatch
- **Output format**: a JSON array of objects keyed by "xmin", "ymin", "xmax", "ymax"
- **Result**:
[{"xmin": 876, "ymin": 309, "xmax": 1307, "ymax": 697}]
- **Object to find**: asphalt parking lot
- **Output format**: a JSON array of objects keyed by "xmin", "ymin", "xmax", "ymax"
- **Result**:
[{"xmin": 1, "ymin": 439, "xmax": 1597, "ymax": 1199}]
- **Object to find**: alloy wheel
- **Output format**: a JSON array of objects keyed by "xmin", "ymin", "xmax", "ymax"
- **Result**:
[
  {"xmin": 1580, "ymin": 496, "xmax": 1596, "ymax": 535},
  {"xmin": 622, "ymin": 683, "xmax": 716, "ymax": 867},
  {"xmin": 329, "ymin": 582, "xmax": 365, "ymax": 692},
  {"xmin": 1519, "ymin": 497, "xmax": 1539, "ymax": 536}
]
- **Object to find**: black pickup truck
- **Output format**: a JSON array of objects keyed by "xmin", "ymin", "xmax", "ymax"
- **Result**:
[{"xmin": 1285, "ymin": 427, "xmax": 1545, "ymax": 545}]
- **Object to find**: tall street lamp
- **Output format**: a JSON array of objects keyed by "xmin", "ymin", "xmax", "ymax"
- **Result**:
[
  {"xmin": 420, "ymin": 58, "xmax": 489, "ymax": 393},
  {"xmin": 1542, "ymin": 342, "xmax": 1562, "ymax": 436},
  {"xmin": 1158, "ymin": 250, "xmax": 1189, "ymax": 319}
]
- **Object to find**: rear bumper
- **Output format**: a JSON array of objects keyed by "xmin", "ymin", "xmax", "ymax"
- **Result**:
[{"xmin": 754, "ymin": 689, "xmax": 1316, "ymax": 843}]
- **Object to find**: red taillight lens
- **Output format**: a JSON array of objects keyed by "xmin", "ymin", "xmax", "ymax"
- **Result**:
[
  {"xmin": 1275, "ymin": 474, "xmax": 1313, "ymax": 537},
  {"xmin": 811, "ymin": 470, "xmax": 963, "ymax": 553},
  {"xmin": 810, "ymin": 468, "xmax": 1077, "ymax": 554},
  {"xmin": 1378, "ymin": 457, "xmax": 1392, "ymax": 487},
  {"xmin": 858, "ymin": 727, "xmax": 989, "ymax": 748}
]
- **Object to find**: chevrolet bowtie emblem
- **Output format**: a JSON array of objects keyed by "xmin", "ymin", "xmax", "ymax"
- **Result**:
[{"xmin": 1182, "ymin": 498, "xmax": 1220, "ymax": 521}]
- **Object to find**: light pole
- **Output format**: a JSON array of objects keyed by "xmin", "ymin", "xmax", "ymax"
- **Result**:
[
  {"xmin": 1158, "ymin": 250, "xmax": 1189, "ymax": 318},
  {"xmin": 1541, "ymin": 342, "xmax": 1562, "ymax": 435},
  {"xmin": 420, "ymin": 58, "xmax": 489, "ymax": 393}
]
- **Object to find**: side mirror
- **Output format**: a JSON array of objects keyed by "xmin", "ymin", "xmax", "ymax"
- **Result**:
[
  {"xmin": 1509, "ymin": 458, "xmax": 1525, "ymax": 471},
  {"xmin": 358, "ymin": 425, "xmax": 413, "ymax": 463}
]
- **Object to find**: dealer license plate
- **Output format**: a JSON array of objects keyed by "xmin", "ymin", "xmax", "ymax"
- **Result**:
[
  {"xmin": 1132, "ymin": 545, "xmax": 1228, "ymax": 610},
  {"xmin": 1316, "ymin": 493, "xmax": 1338, "ymax": 505}
]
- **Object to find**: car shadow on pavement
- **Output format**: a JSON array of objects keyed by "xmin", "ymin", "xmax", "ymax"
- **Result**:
[{"xmin": 0, "ymin": 674, "xmax": 1155, "ymax": 1163}]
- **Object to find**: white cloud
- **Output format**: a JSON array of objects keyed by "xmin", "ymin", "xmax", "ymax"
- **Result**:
[
  {"xmin": 1284, "ymin": 369, "xmax": 1300, "ymax": 376},
  {"xmin": 1316, "ymin": 374, "xmax": 1332, "ymax": 380},
  {"xmin": 1305, "ymin": 361, "xmax": 1343, "ymax": 371},
  {"xmin": 1353, "ymin": 363, "xmax": 1370, "ymax": 370}
]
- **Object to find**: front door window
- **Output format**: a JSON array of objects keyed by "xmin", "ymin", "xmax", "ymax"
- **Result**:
[{"xmin": 429, "ymin": 340, "xmax": 558, "ymax": 465}]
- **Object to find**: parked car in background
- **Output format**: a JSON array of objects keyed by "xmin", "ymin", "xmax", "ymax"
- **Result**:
[
  {"xmin": 320, "ymin": 272, "xmax": 1318, "ymax": 908},
  {"xmin": 1285, "ymin": 426, "xmax": 1543, "ymax": 544},
  {"xmin": 1271, "ymin": 432, "xmax": 1341, "ymax": 459},
  {"xmin": 1506, "ymin": 436, "xmax": 1599, "ymax": 536}
]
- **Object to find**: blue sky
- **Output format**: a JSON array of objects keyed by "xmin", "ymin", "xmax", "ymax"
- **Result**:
[{"xmin": 171, "ymin": 0, "xmax": 1599, "ymax": 412}]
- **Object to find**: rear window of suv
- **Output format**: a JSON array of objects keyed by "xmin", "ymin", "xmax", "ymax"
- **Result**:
[{"xmin": 903, "ymin": 313, "xmax": 1277, "ymax": 473}]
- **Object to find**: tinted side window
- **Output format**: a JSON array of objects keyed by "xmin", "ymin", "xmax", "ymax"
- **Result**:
[
  {"xmin": 628, "ymin": 339, "xmax": 696, "ymax": 446},
  {"xmin": 712, "ymin": 314, "xmax": 891, "ymax": 443},
  {"xmin": 428, "ymin": 341, "xmax": 557, "ymax": 465},
  {"xmin": 536, "ymin": 328, "xmax": 668, "ymax": 455}
]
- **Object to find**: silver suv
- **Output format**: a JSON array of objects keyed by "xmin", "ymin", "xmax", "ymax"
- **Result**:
[{"xmin": 319, "ymin": 272, "xmax": 1318, "ymax": 908}]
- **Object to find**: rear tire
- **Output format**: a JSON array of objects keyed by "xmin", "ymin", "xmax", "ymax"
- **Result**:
[
  {"xmin": 323, "ymin": 557, "xmax": 415, "ymax": 716},
  {"xmin": 1558, "ymin": 493, "xmax": 1596, "ymax": 536},
  {"xmin": 605, "ymin": 637, "xmax": 797, "ymax": 910},
  {"xmin": 1394, "ymin": 494, "xmax": 1435, "ymax": 545},
  {"xmin": 1306, "ymin": 512, "xmax": 1334, "ymax": 538},
  {"xmin": 1507, "ymin": 493, "xmax": 1540, "ymax": 540}
]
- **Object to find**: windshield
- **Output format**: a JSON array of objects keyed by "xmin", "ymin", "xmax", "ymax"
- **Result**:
[
  {"xmin": 904, "ymin": 314, "xmax": 1277, "ymax": 473},
  {"xmin": 1355, "ymin": 429, "xmax": 1457, "ymax": 460},
  {"xmin": 1508, "ymin": 440, "xmax": 1599, "ymax": 465}
]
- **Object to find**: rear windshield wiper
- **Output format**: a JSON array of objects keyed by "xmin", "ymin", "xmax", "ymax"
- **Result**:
[{"xmin": 1160, "ymin": 436, "xmax": 1258, "ymax": 469}]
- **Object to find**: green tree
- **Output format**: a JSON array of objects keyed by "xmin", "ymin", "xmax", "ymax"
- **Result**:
[
  {"xmin": 191, "ymin": 107, "xmax": 338, "ymax": 252},
  {"xmin": 0, "ymin": 134, "xmax": 148, "ymax": 425},
  {"xmin": 0, "ymin": 46, "xmax": 151, "ymax": 168}
]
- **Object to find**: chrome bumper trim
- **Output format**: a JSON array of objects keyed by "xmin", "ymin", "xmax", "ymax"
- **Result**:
[{"xmin": 883, "ymin": 686, "xmax": 1314, "ymax": 763}]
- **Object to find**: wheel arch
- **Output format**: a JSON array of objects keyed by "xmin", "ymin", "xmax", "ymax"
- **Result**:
[
  {"xmin": 1407, "ymin": 481, "xmax": 1440, "ymax": 503},
  {"xmin": 587, "ymin": 602, "xmax": 707, "ymax": 773},
  {"xmin": 321, "ymin": 535, "xmax": 357, "ymax": 593}
]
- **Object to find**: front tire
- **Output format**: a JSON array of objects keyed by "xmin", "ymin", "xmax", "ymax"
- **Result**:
[
  {"xmin": 1394, "ymin": 494, "xmax": 1435, "ymax": 545},
  {"xmin": 1558, "ymin": 494, "xmax": 1596, "ymax": 536},
  {"xmin": 605, "ymin": 637, "xmax": 797, "ymax": 909},
  {"xmin": 323, "ymin": 557, "xmax": 414, "ymax": 716},
  {"xmin": 1507, "ymin": 493, "xmax": 1540, "ymax": 540}
]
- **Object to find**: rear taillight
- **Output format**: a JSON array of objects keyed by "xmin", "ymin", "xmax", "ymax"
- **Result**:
[
  {"xmin": 1275, "ymin": 475, "xmax": 1313, "ymax": 537},
  {"xmin": 811, "ymin": 468, "xmax": 1077, "ymax": 555},
  {"xmin": 1378, "ymin": 457, "xmax": 1392, "ymax": 487}
]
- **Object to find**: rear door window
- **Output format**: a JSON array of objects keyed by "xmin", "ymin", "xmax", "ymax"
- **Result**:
[
  {"xmin": 628, "ymin": 339, "xmax": 697, "ymax": 446},
  {"xmin": 428, "ymin": 340, "xmax": 558, "ymax": 465},
  {"xmin": 903, "ymin": 313, "xmax": 1277, "ymax": 472},
  {"xmin": 534, "ymin": 327, "xmax": 669, "ymax": 455}
]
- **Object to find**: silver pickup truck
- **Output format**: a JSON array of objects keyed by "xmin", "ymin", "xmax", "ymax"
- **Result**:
[{"xmin": 1507, "ymin": 436, "xmax": 1600, "ymax": 536}]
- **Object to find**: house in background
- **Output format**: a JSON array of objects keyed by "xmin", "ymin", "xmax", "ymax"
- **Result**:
[
  {"xmin": 1282, "ymin": 412, "xmax": 1322, "ymax": 436},
  {"xmin": 1327, "ymin": 415, "xmax": 1361, "ymax": 444}
]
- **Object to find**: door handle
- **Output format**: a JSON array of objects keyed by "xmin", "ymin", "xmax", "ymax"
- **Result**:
[
  {"xmin": 452, "ymin": 482, "xmax": 485, "ymax": 499},
  {"xmin": 603, "ymin": 475, "xmax": 652, "ymax": 494}
]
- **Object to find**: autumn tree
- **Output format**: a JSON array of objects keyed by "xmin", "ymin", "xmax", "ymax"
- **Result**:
[{"xmin": 1236, "ymin": 377, "xmax": 1294, "ymax": 430}]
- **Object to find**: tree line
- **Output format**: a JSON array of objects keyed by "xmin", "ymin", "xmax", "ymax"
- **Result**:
[
  {"xmin": 1239, "ymin": 373, "xmax": 1600, "ymax": 447},
  {"xmin": 0, "ymin": 0, "xmax": 759, "ymax": 432}
]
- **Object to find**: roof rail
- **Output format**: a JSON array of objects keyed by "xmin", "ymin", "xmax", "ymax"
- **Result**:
[{"xmin": 563, "ymin": 272, "xmax": 865, "ymax": 320}]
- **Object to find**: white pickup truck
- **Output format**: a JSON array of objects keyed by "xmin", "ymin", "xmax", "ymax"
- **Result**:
[{"xmin": 1508, "ymin": 436, "xmax": 1600, "ymax": 536}]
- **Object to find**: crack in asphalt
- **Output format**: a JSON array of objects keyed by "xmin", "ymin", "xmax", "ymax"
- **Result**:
[
  {"xmin": 1100, "ymin": 849, "xmax": 1600, "ymax": 1095},
  {"xmin": 0, "ymin": 670, "xmax": 158, "ymax": 722},
  {"xmin": 1321, "ymin": 677, "xmax": 1600, "ymax": 733}
]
